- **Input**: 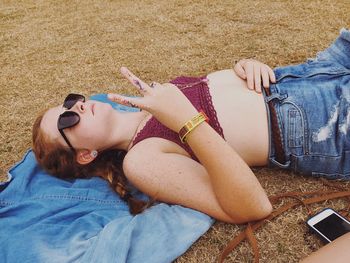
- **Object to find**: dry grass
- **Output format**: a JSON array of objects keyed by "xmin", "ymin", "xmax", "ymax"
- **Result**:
[{"xmin": 1, "ymin": 0, "xmax": 350, "ymax": 262}]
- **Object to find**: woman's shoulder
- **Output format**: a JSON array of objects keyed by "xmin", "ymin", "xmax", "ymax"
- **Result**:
[{"xmin": 125, "ymin": 138, "xmax": 191, "ymax": 166}]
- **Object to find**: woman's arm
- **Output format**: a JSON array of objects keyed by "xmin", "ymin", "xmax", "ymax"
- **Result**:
[
  {"xmin": 123, "ymin": 138, "xmax": 271, "ymax": 223},
  {"xmin": 109, "ymin": 67, "xmax": 272, "ymax": 223},
  {"xmin": 123, "ymin": 143, "xmax": 240, "ymax": 223},
  {"xmin": 184, "ymin": 120, "xmax": 272, "ymax": 222}
]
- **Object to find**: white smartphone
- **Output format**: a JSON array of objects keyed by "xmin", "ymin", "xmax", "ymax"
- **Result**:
[{"xmin": 307, "ymin": 208, "xmax": 350, "ymax": 243}]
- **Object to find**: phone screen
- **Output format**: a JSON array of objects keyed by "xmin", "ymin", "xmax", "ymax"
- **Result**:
[{"xmin": 314, "ymin": 213, "xmax": 350, "ymax": 241}]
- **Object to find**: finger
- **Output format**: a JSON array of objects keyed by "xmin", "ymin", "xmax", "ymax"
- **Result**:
[
  {"xmin": 120, "ymin": 67, "xmax": 151, "ymax": 93},
  {"xmin": 107, "ymin": 93, "xmax": 144, "ymax": 109},
  {"xmin": 261, "ymin": 67, "xmax": 270, "ymax": 89},
  {"xmin": 245, "ymin": 63, "xmax": 254, "ymax": 90},
  {"xmin": 254, "ymin": 64, "xmax": 261, "ymax": 92},
  {"xmin": 233, "ymin": 62, "xmax": 247, "ymax": 80},
  {"xmin": 268, "ymin": 67, "xmax": 276, "ymax": 83}
]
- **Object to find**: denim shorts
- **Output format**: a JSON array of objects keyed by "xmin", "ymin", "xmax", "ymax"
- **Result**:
[{"xmin": 263, "ymin": 28, "xmax": 350, "ymax": 180}]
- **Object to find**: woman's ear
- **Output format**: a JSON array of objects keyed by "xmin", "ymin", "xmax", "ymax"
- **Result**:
[{"xmin": 76, "ymin": 149, "xmax": 98, "ymax": 165}]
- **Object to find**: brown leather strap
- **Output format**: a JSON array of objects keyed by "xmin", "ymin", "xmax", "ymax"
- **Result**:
[
  {"xmin": 320, "ymin": 179, "xmax": 350, "ymax": 216},
  {"xmin": 264, "ymin": 87, "xmax": 286, "ymax": 164},
  {"xmin": 218, "ymin": 189, "xmax": 350, "ymax": 263},
  {"xmin": 246, "ymin": 223, "xmax": 259, "ymax": 263}
]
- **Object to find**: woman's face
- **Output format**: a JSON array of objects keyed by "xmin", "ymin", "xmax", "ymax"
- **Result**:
[{"xmin": 41, "ymin": 99, "xmax": 117, "ymax": 151}]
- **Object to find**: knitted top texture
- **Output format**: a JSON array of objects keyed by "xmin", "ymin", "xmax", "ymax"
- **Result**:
[{"xmin": 131, "ymin": 76, "xmax": 225, "ymax": 162}]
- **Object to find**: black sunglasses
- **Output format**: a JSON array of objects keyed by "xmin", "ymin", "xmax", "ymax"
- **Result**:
[{"xmin": 57, "ymin": 93, "xmax": 86, "ymax": 152}]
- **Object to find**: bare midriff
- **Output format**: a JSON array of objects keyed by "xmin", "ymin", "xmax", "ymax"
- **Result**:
[
  {"xmin": 207, "ymin": 69, "xmax": 269, "ymax": 167},
  {"xmin": 131, "ymin": 69, "xmax": 270, "ymax": 167}
]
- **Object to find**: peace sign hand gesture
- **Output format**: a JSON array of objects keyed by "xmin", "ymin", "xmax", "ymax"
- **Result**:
[{"xmin": 108, "ymin": 67, "xmax": 198, "ymax": 133}]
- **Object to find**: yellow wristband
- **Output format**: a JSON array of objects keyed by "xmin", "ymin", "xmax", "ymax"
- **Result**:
[{"xmin": 179, "ymin": 111, "xmax": 209, "ymax": 143}]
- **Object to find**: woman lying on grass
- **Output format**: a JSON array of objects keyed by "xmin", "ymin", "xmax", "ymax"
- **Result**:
[{"xmin": 33, "ymin": 29, "xmax": 350, "ymax": 226}]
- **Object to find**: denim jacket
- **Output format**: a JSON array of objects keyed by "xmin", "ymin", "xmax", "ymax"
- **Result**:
[{"xmin": 0, "ymin": 95, "xmax": 214, "ymax": 263}]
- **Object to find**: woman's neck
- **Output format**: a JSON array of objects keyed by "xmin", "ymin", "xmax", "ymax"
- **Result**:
[{"xmin": 111, "ymin": 110, "xmax": 150, "ymax": 151}]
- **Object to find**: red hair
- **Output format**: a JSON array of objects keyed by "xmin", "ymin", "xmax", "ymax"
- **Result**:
[{"xmin": 32, "ymin": 110, "xmax": 150, "ymax": 214}]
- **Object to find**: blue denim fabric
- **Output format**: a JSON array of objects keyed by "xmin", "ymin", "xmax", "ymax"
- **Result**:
[
  {"xmin": 264, "ymin": 28, "xmax": 350, "ymax": 179},
  {"xmin": 0, "ymin": 95, "xmax": 214, "ymax": 263}
]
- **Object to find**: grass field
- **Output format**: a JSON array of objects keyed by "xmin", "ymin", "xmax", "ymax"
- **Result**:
[{"xmin": 1, "ymin": 0, "xmax": 350, "ymax": 262}]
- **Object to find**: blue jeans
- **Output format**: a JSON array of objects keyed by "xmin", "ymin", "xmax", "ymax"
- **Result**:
[{"xmin": 264, "ymin": 28, "xmax": 350, "ymax": 179}]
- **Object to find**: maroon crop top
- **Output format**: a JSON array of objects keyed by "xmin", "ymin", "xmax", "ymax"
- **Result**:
[{"xmin": 130, "ymin": 76, "xmax": 225, "ymax": 162}]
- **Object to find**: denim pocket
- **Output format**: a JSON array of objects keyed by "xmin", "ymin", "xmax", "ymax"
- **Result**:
[{"xmin": 288, "ymin": 109, "xmax": 304, "ymax": 148}]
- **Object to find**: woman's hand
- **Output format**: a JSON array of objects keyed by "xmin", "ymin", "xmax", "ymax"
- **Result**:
[
  {"xmin": 108, "ymin": 67, "xmax": 198, "ymax": 133},
  {"xmin": 233, "ymin": 59, "xmax": 276, "ymax": 93},
  {"xmin": 112, "ymin": 68, "xmax": 272, "ymax": 223}
]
